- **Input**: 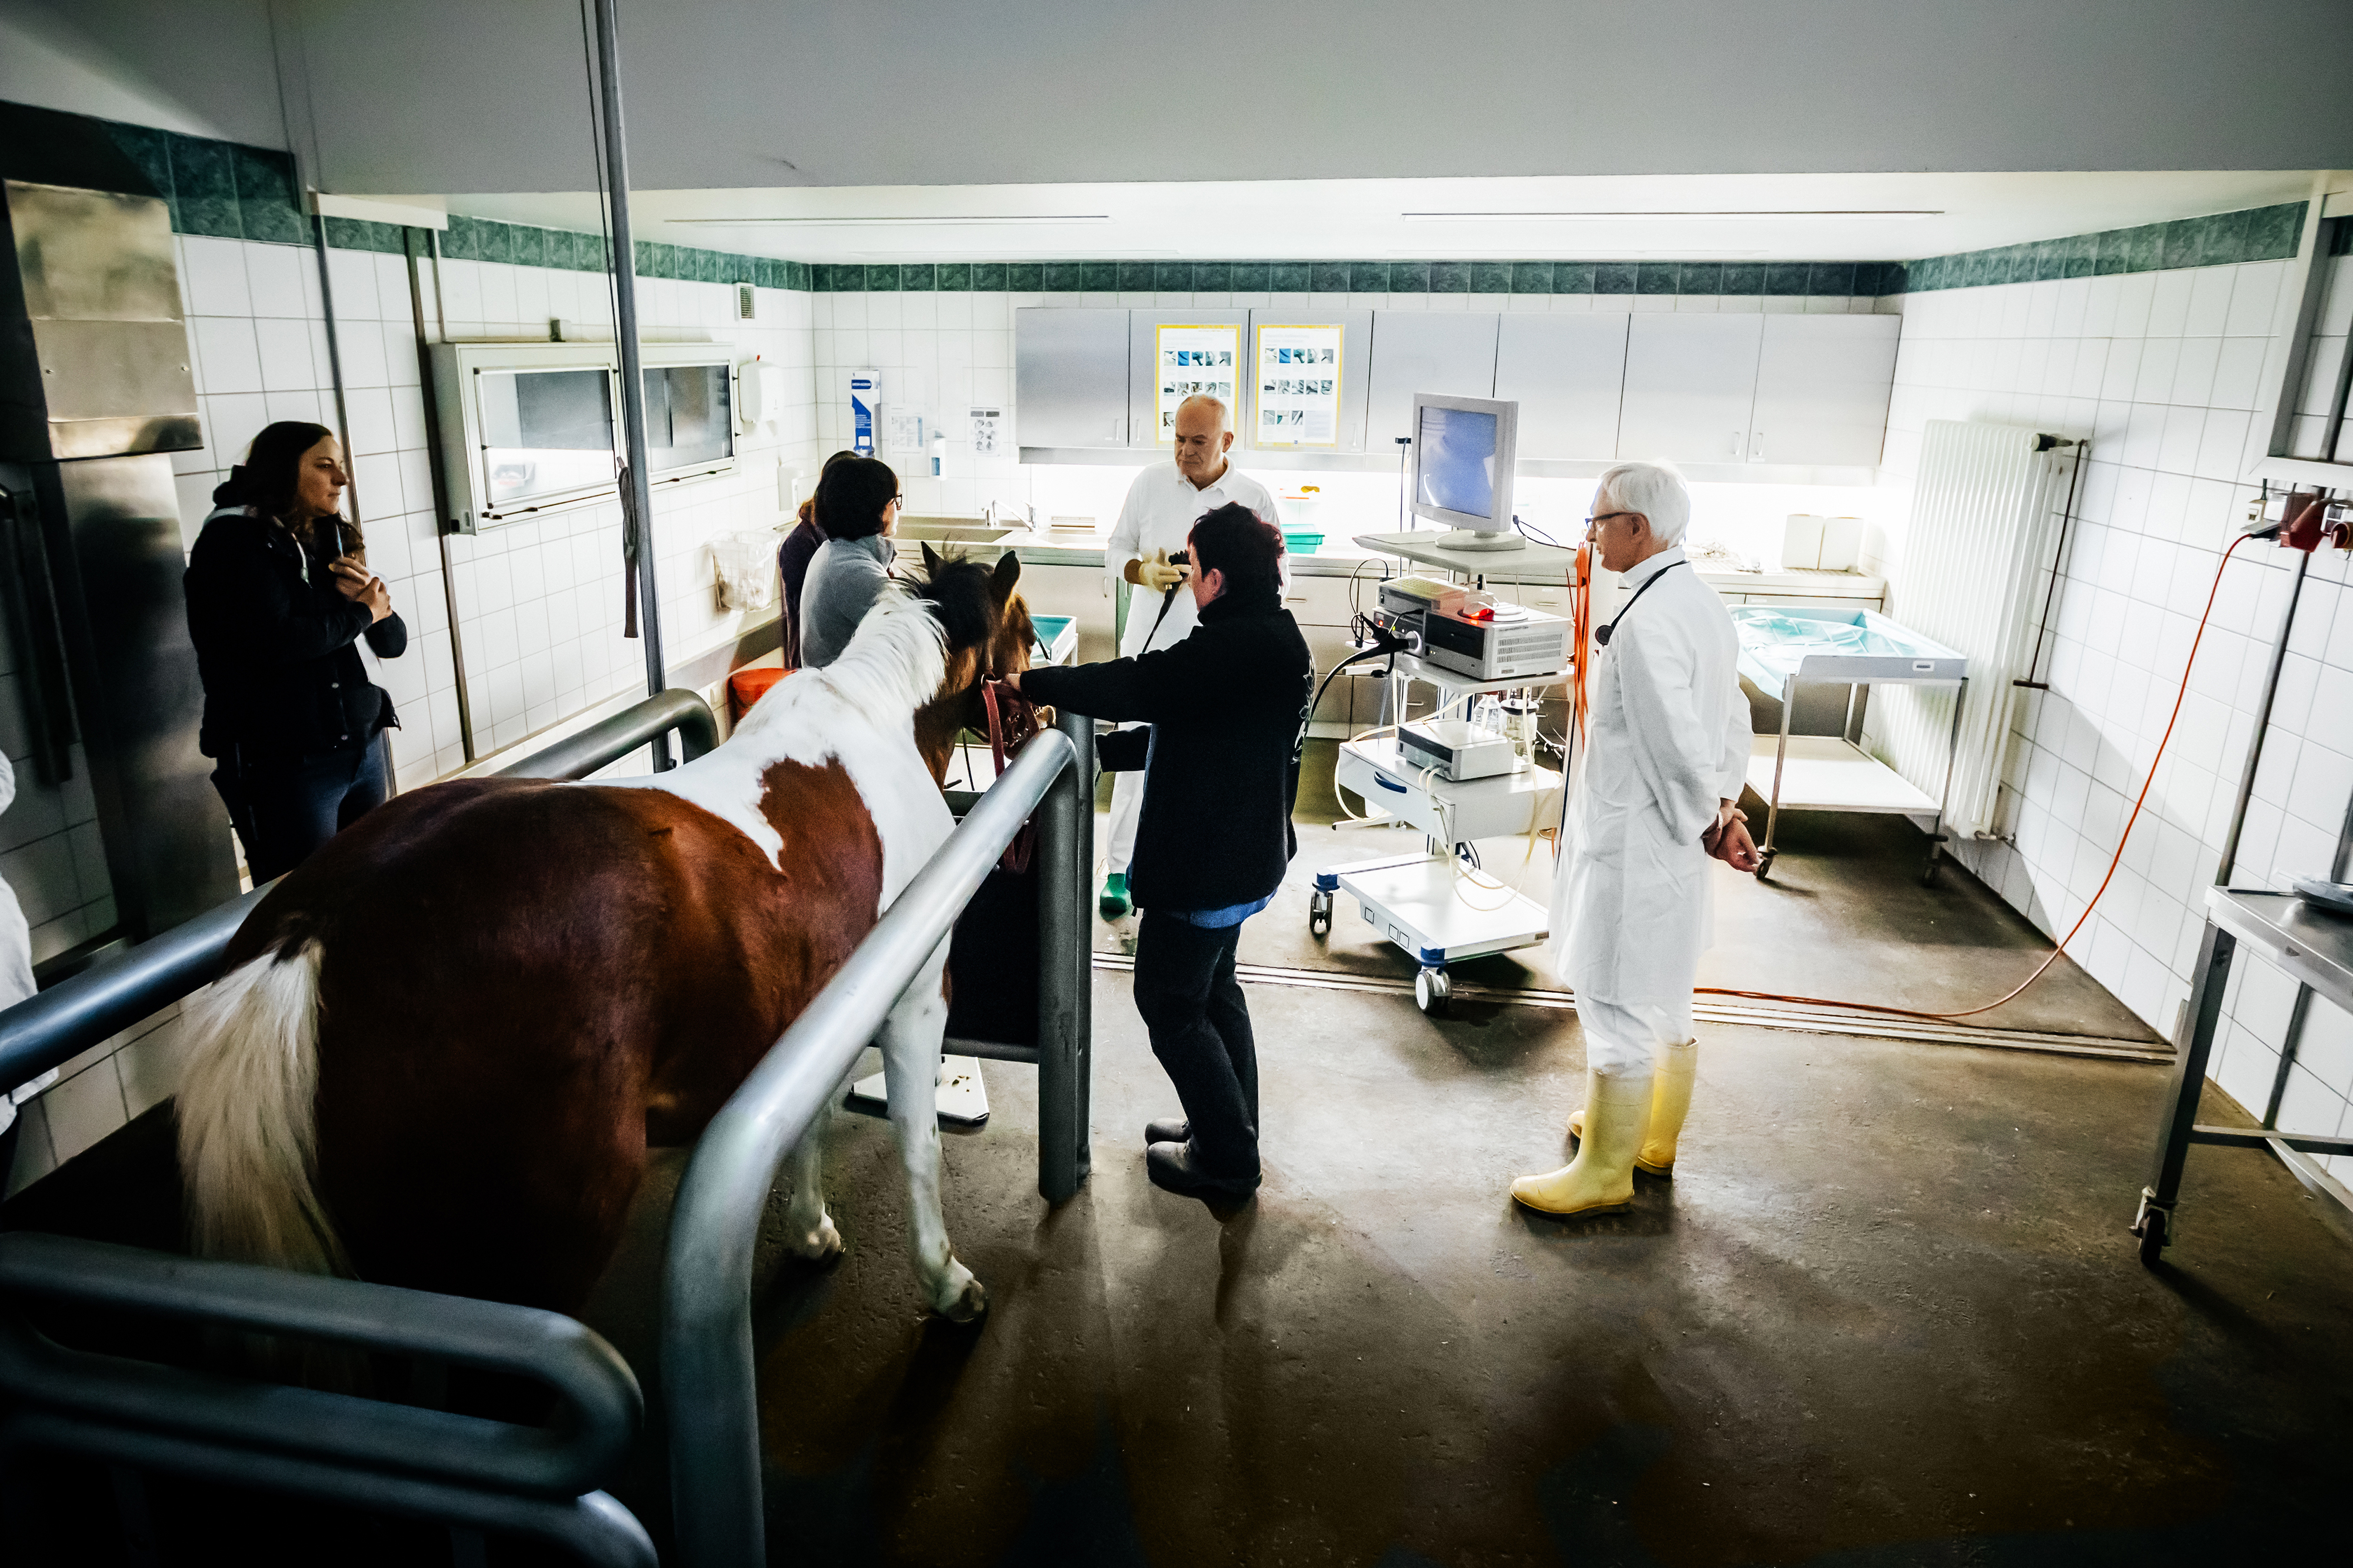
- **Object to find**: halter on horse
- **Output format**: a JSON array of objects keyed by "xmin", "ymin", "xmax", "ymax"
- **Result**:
[{"xmin": 174, "ymin": 552, "xmax": 1033, "ymax": 1327}]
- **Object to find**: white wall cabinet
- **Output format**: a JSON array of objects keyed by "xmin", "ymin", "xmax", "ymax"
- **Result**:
[
  {"xmin": 1617, "ymin": 314, "xmax": 1765, "ymax": 464},
  {"xmin": 1747, "ymin": 315, "xmax": 1901, "ymax": 468},
  {"xmin": 1495, "ymin": 313, "xmax": 1630, "ymax": 460},
  {"xmin": 1019, "ymin": 305, "xmax": 1899, "ymax": 470},
  {"xmin": 1124, "ymin": 309, "xmax": 1248, "ymax": 452},
  {"xmin": 1015, "ymin": 308, "xmax": 1128, "ymax": 448},
  {"xmin": 1364, "ymin": 312, "xmax": 1501, "ymax": 448}
]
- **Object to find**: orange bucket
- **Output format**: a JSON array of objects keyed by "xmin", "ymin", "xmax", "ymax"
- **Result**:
[{"xmin": 728, "ymin": 665, "xmax": 787, "ymax": 722}]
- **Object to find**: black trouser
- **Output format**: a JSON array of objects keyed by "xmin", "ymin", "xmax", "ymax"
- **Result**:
[
  {"xmin": 212, "ymin": 734, "xmax": 389, "ymax": 885},
  {"xmin": 1132, "ymin": 909, "xmax": 1259, "ymax": 1183}
]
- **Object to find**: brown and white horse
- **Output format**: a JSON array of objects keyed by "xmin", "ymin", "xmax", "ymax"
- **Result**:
[{"xmin": 173, "ymin": 551, "xmax": 1031, "ymax": 1324}]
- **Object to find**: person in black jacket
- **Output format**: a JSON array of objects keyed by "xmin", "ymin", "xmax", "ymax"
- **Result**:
[
  {"xmin": 1013, "ymin": 502, "xmax": 1312, "ymax": 1202},
  {"xmin": 184, "ymin": 421, "xmax": 407, "ymax": 884}
]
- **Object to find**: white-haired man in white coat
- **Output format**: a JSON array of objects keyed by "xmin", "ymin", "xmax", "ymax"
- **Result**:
[{"xmin": 1513, "ymin": 461, "xmax": 1761, "ymax": 1217}]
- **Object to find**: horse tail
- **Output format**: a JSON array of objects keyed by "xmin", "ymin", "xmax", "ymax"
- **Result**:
[{"xmin": 175, "ymin": 940, "xmax": 352, "ymax": 1276}]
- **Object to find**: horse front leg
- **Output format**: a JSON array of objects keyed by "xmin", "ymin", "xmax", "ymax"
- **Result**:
[
  {"xmin": 879, "ymin": 945, "xmax": 986, "ymax": 1323},
  {"xmin": 781, "ymin": 1099, "xmax": 842, "ymax": 1263}
]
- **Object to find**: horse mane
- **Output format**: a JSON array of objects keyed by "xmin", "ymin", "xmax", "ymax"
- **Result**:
[
  {"xmin": 810, "ymin": 587, "xmax": 947, "ymax": 719},
  {"xmin": 800, "ymin": 552, "xmax": 995, "ymax": 721}
]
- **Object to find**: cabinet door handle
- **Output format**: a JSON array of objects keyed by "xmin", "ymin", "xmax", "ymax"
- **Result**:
[
  {"xmin": 1751, "ymin": 430, "xmax": 1765, "ymax": 462},
  {"xmin": 1729, "ymin": 428, "xmax": 1743, "ymax": 458}
]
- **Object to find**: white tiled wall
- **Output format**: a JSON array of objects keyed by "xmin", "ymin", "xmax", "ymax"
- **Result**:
[
  {"xmin": 428, "ymin": 253, "xmax": 818, "ymax": 758},
  {"xmin": 1875, "ymin": 258, "xmax": 2353, "ymax": 1180}
]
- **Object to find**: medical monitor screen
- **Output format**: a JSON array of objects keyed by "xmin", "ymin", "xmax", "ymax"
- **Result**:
[{"xmin": 1416, "ymin": 405, "xmax": 1498, "ymax": 522}]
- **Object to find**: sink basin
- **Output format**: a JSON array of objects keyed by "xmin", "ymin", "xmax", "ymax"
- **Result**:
[{"xmin": 898, "ymin": 517, "xmax": 1012, "ymax": 545}]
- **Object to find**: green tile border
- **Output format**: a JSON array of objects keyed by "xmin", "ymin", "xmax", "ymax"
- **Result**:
[
  {"xmin": 71, "ymin": 104, "xmax": 2307, "ymax": 307},
  {"xmin": 1895, "ymin": 200, "xmax": 2308, "ymax": 293}
]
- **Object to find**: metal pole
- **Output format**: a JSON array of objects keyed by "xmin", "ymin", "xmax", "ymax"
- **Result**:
[
  {"xmin": 663, "ymin": 732, "xmax": 1075, "ymax": 1568},
  {"xmin": 1035, "ymin": 708, "xmax": 1095, "ymax": 1201},
  {"xmin": 588, "ymin": 0, "xmax": 671, "ymax": 770},
  {"xmin": 2214, "ymin": 549, "xmax": 2309, "ymax": 886}
]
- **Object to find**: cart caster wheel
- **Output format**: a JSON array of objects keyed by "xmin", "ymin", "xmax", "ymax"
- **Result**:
[
  {"xmin": 1308, "ymin": 889, "xmax": 1333, "ymax": 939},
  {"xmin": 2135, "ymin": 1206, "xmax": 2169, "ymax": 1268},
  {"xmin": 1755, "ymin": 850, "xmax": 1777, "ymax": 881},
  {"xmin": 1415, "ymin": 967, "xmax": 1450, "ymax": 1015}
]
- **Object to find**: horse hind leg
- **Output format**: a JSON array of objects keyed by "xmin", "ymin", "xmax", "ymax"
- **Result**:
[
  {"xmin": 879, "ymin": 951, "xmax": 985, "ymax": 1323},
  {"xmin": 782, "ymin": 1100, "xmax": 842, "ymax": 1262}
]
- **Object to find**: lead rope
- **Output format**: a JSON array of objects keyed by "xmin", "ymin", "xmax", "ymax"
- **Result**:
[{"xmin": 979, "ymin": 677, "xmax": 1043, "ymax": 874}]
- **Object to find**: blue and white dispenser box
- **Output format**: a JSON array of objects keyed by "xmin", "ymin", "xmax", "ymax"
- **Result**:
[{"xmin": 846, "ymin": 368, "xmax": 881, "ymax": 456}]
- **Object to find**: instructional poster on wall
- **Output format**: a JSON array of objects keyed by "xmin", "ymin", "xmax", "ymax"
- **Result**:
[
  {"xmin": 1154, "ymin": 323, "xmax": 1242, "ymax": 445},
  {"xmin": 1252, "ymin": 323, "xmax": 1343, "ymax": 447}
]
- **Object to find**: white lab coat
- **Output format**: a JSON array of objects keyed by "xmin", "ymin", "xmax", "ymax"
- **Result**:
[
  {"xmin": 1, "ymin": 752, "xmax": 54, "ymax": 1144},
  {"xmin": 1101, "ymin": 461, "xmax": 1282, "ymax": 873},
  {"xmin": 1105, "ymin": 461, "xmax": 1282, "ymax": 658},
  {"xmin": 1549, "ymin": 547, "xmax": 1749, "ymax": 1065}
]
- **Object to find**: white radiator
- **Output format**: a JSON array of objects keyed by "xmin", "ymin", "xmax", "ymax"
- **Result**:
[{"xmin": 1877, "ymin": 419, "xmax": 2077, "ymax": 838}]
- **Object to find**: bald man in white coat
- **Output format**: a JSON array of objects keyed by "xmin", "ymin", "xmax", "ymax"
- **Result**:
[
  {"xmin": 1513, "ymin": 461, "xmax": 1760, "ymax": 1216},
  {"xmin": 1096, "ymin": 393, "xmax": 1281, "ymax": 918}
]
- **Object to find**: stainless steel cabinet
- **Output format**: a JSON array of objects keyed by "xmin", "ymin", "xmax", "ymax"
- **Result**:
[
  {"xmin": 1015, "ymin": 308, "xmax": 1128, "ymax": 449},
  {"xmin": 1495, "ymin": 313, "xmax": 1630, "ymax": 460},
  {"xmin": 1247, "ymin": 308, "xmax": 1374, "ymax": 455},
  {"xmin": 1126, "ymin": 309, "xmax": 1247, "ymax": 452},
  {"xmin": 1365, "ymin": 312, "xmax": 1501, "ymax": 448},
  {"xmin": 1617, "ymin": 314, "xmax": 1765, "ymax": 464},
  {"xmin": 1747, "ymin": 315, "xmax": 1901, "ymax": 468}
]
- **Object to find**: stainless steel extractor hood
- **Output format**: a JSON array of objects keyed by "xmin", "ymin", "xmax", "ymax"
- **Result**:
[{"xmin": 2, "ymin": 102, "xmax": 238, "ymax": 947}]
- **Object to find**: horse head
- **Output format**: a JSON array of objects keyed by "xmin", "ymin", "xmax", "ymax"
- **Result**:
[{"xmin": 910, "ymin": 543, "xmax": 1036, "ymax": 785}]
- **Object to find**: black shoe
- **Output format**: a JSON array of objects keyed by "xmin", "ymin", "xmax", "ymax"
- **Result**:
[
  {"xmin": 1144, "ymin": 1116, "xmax": 1188, "ymax": 1147},
  {"xmin": 1145, "ymin": 1140, "xmax": 1260, "ymax": 1202}
]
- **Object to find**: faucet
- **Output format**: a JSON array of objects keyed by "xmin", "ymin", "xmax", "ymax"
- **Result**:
[{"xmin": 983, "ymin": 500, "xmax": 1036, "ymax": 533}]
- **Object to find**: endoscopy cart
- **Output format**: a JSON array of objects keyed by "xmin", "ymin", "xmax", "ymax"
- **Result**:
[
  {"xmin": 1317, "ymin": 651, "xmax": 1567, "ymax": 1012},
  {"xmin": 1732, "ymin": 605, "xmax": 1969, "ymax": 885},
  {"xmin": 1312, "ymin": 531, "xmax": 1578, "ymax": 1015}
]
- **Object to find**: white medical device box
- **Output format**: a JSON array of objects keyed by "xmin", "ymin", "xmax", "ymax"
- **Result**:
[
  {"xmin": 1397, "ymin": 719, "xmax": 1518, "ymax": 782},
  {"xmin": 1781, "ymin": 513, "xmax": 1861, "ymax": 572},
  {"xmin": 1419, "ymin": 603, "xmax": 1571, "ymax": 682}
]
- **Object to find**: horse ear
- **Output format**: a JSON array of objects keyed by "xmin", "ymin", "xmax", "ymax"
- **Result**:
[
  {"xmin": 921, "ymin": 541, "xmax": 943, "ymax": 573},
  {"xmin": 991, "ymin": 549, "xmax": 1022, "ymax": 602}
]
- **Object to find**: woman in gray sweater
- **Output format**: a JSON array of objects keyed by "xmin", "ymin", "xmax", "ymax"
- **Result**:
[{"xmin": 799, "ymin": 455, "xmax": 902, "ymax": 668}]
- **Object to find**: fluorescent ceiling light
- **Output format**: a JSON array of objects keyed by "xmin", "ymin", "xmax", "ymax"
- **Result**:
[
  {"xmin": 1399, "ymin": 210, "xmax": 1942, "ymax": 223},
  {"xmin": 672, "ymin": 214, "xmax": 1113, "ymax": 228}
]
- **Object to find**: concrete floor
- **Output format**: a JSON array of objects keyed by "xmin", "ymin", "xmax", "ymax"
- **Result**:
[
  {"xmin": 561, "ymin": 761, "xmax": 2348, "ymax": 1564},
  {"xmin": 9, "ymin": 752, "xmax": 2347, "ymax": 1564}
]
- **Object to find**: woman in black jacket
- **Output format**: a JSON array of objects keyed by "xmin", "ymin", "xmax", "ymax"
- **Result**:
[{"xmin": 184, "ymin": 421, "xmax": 407, "ymax": 883}]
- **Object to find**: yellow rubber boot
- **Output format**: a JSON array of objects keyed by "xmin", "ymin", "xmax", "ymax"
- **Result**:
[
  {"xmin": 1511, "ymin": 1069, "xmax": 1652, "ymax": 1216},
  {"xmin": 1569, "ymin": 1042, "xmax": 1697, "ymax": 1174},
  {"xmin": 1634, "ymin": 1040, "xmax": 1697, "ymax": 1176}
]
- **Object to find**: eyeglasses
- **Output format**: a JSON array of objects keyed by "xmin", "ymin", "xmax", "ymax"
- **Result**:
[
  {"xmin": 1584, "ymin": 511, "xmax": 1637, "ymax": 529},
  {"xmin": 891, "ymin": 495, "xmax": 905, "ymax": 506}
]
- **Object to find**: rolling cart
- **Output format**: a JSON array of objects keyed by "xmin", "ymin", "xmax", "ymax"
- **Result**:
[
  {"xmin": 2134, "ymin": 886, "xmax": 2353, "ymax": 1265},
  {"xmin": 1732, "ymin": 605, "xmax": 1969, "ymax": 885},
  {"xmin": 1313, "ymin": 651, "xmax": 1566, "ymax": 1014}
]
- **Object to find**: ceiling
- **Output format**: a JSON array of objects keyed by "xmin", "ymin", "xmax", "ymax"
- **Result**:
[
  {"xmin": 1, "ymin": 0, "xmax": 2342, "ymax": 265},
  {"xmin": 448, "ymin": 171, "xmax": 2317, "ymax": 266}
]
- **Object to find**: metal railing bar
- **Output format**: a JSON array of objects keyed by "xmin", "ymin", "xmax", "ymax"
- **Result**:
[
  {"xmin": 0, "ymin": 1414, "xmax": 657, "ymax": 1568},
  {"xmin": 492, "ymin": 686, "xmax": 716, "ymax": 780},
  {"xmin": 661, "ymin": 728, "xmax": 1076, "ymax": 1568},
  {"xmin": 0, "ymin": 1235, "xmax": 638, "ymax": 1496},
  {"xmin": 0, "ymin": 883, "xmax": 272, "ymax": 1100},
  {"xmin": 944, "ymin": 1036, "xmax": 1042, "ymax": 1065},
  {"xmin": 0, "ymin": 689, "xmax": 719, "ymax": 1099}
]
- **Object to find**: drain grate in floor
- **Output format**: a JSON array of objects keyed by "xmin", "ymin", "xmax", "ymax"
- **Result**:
[{"xmin": 1088, "ymin": 952, "xmax": 2171, "ymax": 1063}]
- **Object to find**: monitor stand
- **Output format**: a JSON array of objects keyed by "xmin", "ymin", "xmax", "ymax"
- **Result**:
[{"xmin": 1434, "ymin": 527, "xmax": 1527, "ymax": 552}]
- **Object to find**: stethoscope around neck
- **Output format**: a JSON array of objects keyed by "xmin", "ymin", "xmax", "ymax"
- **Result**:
[{"xmin": 1593, "ymin": 559, "xmax": 1682, "ymax": 648}]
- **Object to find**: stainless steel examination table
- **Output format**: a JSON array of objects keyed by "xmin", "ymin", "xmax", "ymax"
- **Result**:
[{"xmin": 2136, "ymin": 888, "xmax": 2353, "ymax": 1265}]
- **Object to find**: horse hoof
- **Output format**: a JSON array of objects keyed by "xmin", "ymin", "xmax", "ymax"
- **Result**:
[
  {"xmin": 788, "ymin": 1219, "xmax": 843, "ymax": 1262},
  {"xmin": 935, "ymin": 1276, "xmax": 988, "ymax": 1324}
]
